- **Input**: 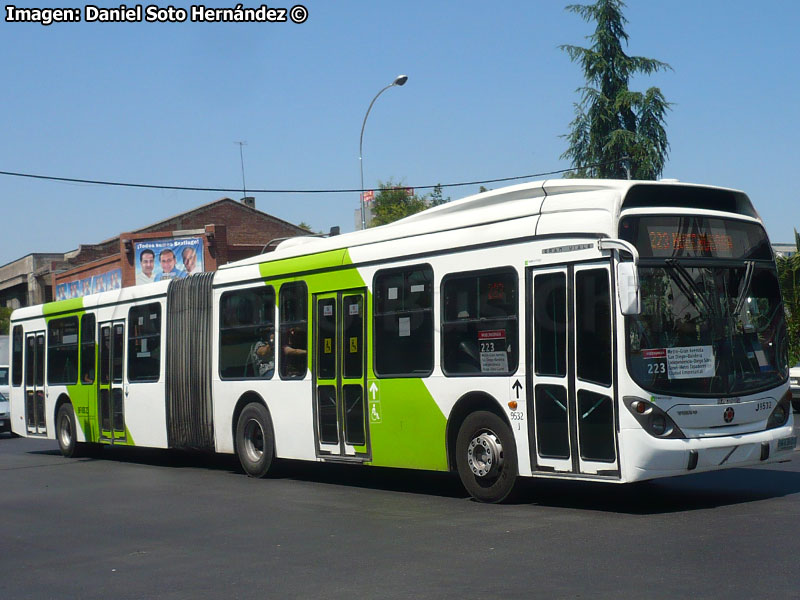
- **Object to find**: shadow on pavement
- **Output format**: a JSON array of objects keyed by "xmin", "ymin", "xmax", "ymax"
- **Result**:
[
  {"xmin": 25, "ymin": 442, "xmax": 800, "ymax": 512},
  {"xmin": 513, "ymin": 464, "xmax": 800, "ymax": 514}
]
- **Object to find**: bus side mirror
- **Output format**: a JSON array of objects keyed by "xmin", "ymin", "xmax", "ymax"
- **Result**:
[{"xmin": 617, "ymin": 262, "xmax": 641, "ymax": 316}]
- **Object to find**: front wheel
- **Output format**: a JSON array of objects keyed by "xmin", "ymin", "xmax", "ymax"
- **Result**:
[
  {"xmin": 456, "ymin": 411, "xmax": 518, "ymax": 503},
  {"xmin": 235, "ymin": 402, "xmax": 275, "ymax": 478}
]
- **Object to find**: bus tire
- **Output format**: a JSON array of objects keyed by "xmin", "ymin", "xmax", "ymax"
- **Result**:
[
  {"xmin": 235, "ymin": 402, "xmax": 275, "ymax": 478},
  {"xmin": 456, "ymin": 411, "xmax": 518, "ymax": 503},
  {"xmin": 56, "ymin": 403, "xmax": 81, "ymax": 458}
]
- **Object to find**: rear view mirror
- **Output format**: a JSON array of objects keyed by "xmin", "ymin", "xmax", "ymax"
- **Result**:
[{"xmin": 617, "ymin": 261, "xmax": 641, "ymax": 316}]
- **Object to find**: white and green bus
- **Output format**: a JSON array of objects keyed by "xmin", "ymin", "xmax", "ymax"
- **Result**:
[{"xmin": 8, "ymin": 179, "xmax": 796, "ymax": 502}]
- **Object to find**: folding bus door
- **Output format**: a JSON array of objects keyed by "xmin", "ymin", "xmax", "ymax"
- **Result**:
[
  {"xmin": 528, "ymin": 262, "xmax": 619, "ymax": 477},
  {"xmin": 24, "ymin": 331, "xmax": 46, "ymax": 435},
  {"xmin": 98, "ymin": 321, "xmax": 126, "ymax": 443},
  {"xmin": 313, "ymin": 289, "xmax": 369, "ymax": 460}
]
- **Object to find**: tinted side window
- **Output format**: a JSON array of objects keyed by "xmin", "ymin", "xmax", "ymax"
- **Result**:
[
  {"xmin": 47, "ymin": 317, "xmax": 79, "ymax": 385},
  {"xmin": 374, "ymin": 266, "xmax": 434, "ymax": 376},
  {"xmin": 441, "ymin": 269, "xmax": 518, "ymax": 375},
  {"xmin": 220, "ymin": 286, "xmax": 275, "ymax": 379},
  {"xmin": 279, "ymin": 282, "xmax": 308, "ymax": 380},
  {"xmin": 12, "ymin": 325, "xmax": 23, "ymax": 386},
  {"xmin": 575, "ymin": 269, "xmax": 612, "ymax": 386},
  {"xmin": 534, "ymin": 272, "xmax": 567, "ymax": 377},
  {"xmin": 128, "ymin": 303, "xmax": 162, "ymax": 382},
  {"xmin": 80, "ymin": 314, "xmax": 96, "ymax": 384}
]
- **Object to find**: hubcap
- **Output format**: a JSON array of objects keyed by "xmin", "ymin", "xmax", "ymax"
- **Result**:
[
  {"xmin": 467, "ymin": 431, "xmax": 503, "ymax": 478},
  {"xmin": 243, "ymin": 418, "xmax": 265, "ymax": 463},
  {"xmin": 59, "ymin": 414, "xmax": 72, "ymax": 448}
]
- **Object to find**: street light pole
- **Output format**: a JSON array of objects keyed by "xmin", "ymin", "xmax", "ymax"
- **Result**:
[{"xmin": 359, "ymin": 74, "xmax": 408, "ymax": 230}]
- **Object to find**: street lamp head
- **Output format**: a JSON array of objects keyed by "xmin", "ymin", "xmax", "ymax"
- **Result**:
[{"xmin": 393, "ymin": 74, "xmax": 408, "ymax": 87}]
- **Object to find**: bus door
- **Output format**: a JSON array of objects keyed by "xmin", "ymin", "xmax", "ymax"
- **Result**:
[
  {"xmin": 98, "ymin": 321, "xmax": 126, "ymax": 443},
  {"xmin": 24, "ymin": 331, "xmax": 46, "ymax": 435},
  {"xmin": 313, "ymin": 290, "xmax": 369, "ymax": 460},
  {"xmin": 528, "ymin": 261, "xmax": 619, "ymax": 477}
]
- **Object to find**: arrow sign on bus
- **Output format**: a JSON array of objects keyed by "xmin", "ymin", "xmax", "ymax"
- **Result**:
[
  {"xmin": 369, "ymin": 382, "xmax": 379, "ymax": 400},
  {"xmin": 512, "ymin": 380, "xmax": 522, "ymax": 399}
]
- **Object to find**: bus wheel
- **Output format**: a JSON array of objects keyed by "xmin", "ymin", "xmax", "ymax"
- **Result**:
[
  {"xmin": 456, "ymin": 411, "xmax": 518, "ymax": 503},
  {"xmin": 56, "ymin": 404, "xmax": 80, "ymax": 458},
  {"xmin": 235, "ymin": 403, "xmax": 275, "ymax": 478}
]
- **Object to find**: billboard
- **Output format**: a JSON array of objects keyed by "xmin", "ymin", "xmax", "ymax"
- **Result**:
[
  {"xmin": 55, "ymin": 268, "xmax": 122, "ymax": 301},
  {"xmin": 135, "ymin": 237, "xmax": 204, "ymax": 285}
]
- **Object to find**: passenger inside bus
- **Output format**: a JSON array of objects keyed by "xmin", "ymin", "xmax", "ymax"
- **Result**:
[
  {"xmin": 281, "ymin": 327, "xmax": 307, "ymax": 377},
  {"xmin": 248, "ymin": 328, "xmax": 275, "ymax": 378}
]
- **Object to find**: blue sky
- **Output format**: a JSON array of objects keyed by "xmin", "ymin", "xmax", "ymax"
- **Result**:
[{"xmin": 1, "ymin": 1, "xmax": 798, "ymax": 266}]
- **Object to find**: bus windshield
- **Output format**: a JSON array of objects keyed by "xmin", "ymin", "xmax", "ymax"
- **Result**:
[{"xmin": 621, "ymin": 216, "xmax": 788, "ymax": 397}]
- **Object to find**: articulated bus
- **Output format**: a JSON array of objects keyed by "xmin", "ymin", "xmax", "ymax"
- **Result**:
[{"xmin": 8, "ymin": 179, "xmax": 796, "ymax": 502}]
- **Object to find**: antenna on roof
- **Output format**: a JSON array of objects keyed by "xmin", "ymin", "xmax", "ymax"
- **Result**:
[
  {"xmin": 236, "ymin": 141, "xmax": 255, "ymax": 208},
  {"xmin": 235, "ymin": 140, "xmax": 248, "ymax": 198}
]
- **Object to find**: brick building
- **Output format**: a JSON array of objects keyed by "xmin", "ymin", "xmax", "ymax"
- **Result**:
[{"xmin": 0, "ymin": 198, "xmax": 310, "ymax": 308}]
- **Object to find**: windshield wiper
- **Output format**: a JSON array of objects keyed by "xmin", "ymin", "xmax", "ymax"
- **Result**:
[
  {"xmin": 733, "ymin": 260, "xmax": 755, "ymax": 316},
  {"xmin": 664, "ymin": 259, "xmax": 713, "ymax": 317}
]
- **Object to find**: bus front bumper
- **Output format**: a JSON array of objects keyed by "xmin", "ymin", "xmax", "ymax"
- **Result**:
[{"xmin": 621, "ymin": 424, "xmax": 797, "ymax": 482}]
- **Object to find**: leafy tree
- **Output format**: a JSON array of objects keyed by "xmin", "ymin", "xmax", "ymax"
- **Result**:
[
  {"xmin": 478, "ymin": 186, "xmax": 489, "ymax": 193},
  {"xmin": 777, "ymin": 229, "xmax": 800, "ymax": 366},
  {"xmin": 0, "ymin": 306, "xmax": 11, "ymax": 335},
  {"xmin": 370, "ymin": 179, "xmax": 428, "ymax": 227},
  {"xmin": 560, "ymin": 0, "xmax": 672, "ymax": 179},
  {"xmin": 297, "ymin": 221, "xmax": 313, "ymax": 232}
]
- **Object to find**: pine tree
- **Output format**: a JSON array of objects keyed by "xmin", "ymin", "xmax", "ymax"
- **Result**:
[
  {"xmin": 429, "ymin": 184, "xmax": 450, "ymax": 207},
  {"xmin": 561, "ymin": 0, "xmax": 671, "ymax": 179}
]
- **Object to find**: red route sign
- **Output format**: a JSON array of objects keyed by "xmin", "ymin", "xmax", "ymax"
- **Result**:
[{"xmin": 478, "ymin": 330, "xmax": 506, "ymax": 340}]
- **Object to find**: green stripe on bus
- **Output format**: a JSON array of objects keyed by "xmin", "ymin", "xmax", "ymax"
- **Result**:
[
  {"xmin": 367, "ymin": 378, "xmax": 448, "ymax": 471},
  {"xmin": 43, "ymin": 297, "xmax": 84, "ymax": 315},
  {"xmin": 258, "ymin": 248, "xmax": 353, "ymax": 280}
]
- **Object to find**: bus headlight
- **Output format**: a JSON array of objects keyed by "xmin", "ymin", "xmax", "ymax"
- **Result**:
[
  {"xmin": 766, "ymin": 391, "xmax": 791, "ymax": 430},
  {"xmin": 623, "ymin": 397, "xmax": 686, "ymax": 439}
]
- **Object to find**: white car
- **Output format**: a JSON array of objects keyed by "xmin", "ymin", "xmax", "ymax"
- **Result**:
[
  {"xmin": 791, "ymin": 362, "xmax": 800, "ymax": 413},
  {"xmin": 0, "ymin": 391, "xmax": 9, "ymax": 434}
]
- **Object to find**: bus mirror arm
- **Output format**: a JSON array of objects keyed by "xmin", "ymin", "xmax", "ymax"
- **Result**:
[{"xmin": 598, "ymin": 238, "xmax": 641, "ymax": 316}]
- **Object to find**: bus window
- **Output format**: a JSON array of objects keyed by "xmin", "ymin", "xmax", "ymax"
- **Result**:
[
  {"xmin": 575, "ymin": 269, "xmax": 612, "ymax": 386},
  {"xmin": 80, "ymin": 314, "xmax": 96, "ymax": 384},
  {"xmin": 128, "ymin": 303, "xmax": 162, "ymax": 382},
  {"xmin": 373, "ymin": 265, "xmax": 434, "ymax": 377},
  {"xmin": 12, "ymin": 325, "xmax": 23, "ymax": 386},
  {"xmin": 220, "ymin": 286, "xmax": 275, "ymax": 379},
  {"xmin": 279, "ymin": 282, "xmax": 308, "ymax": 380},
  {"xmin": 47, "ymin": 317, "xmax": 79, "ymax": 385},
  {"xmin": 441, "ymin": 268, "xmax": 518, "ymax": 376},
  {"xmin": 534, "ymin": 272, "xmax": 567, "ymax": 377}
]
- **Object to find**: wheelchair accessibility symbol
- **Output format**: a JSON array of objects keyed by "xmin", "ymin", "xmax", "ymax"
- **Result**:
[{"xmin": 369, "ymin": 401, "xmax": 382, "ymax": 423}]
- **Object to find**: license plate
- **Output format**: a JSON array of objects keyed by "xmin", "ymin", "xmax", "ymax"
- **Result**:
[
  {"xmin": 0, "ymin": 419, "xmax": 5, "ymax": 427},
  {"xmin": 777, "ymin": 436, "xmax": 797, "ymax": 451}
]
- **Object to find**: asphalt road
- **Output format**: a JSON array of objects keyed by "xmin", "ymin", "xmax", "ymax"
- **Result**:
[{"xmin": 2, "ymin": 424, "xmax": 800, "ymax": 600}]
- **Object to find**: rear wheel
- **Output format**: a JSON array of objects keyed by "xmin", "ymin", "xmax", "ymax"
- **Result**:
[
  {"xmin": 456, "ymin": 411, "xmax": 518, "ymax": 503},
  {"xmin": 56, "ymin": 403, "xmax": 81, "ymax": 458},
  {"xmin": 235, "ymin": 402, "xmax": 275, "ymax": 478}
]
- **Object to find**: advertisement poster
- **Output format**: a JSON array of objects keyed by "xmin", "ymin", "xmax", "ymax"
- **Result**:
[
  {"xmin": 55, "ymin": 268, "xmax": 122, "ymax": 301},
  {"xmin": 134, "ymin": 237, "xmax": 204, "ymax": 285}
]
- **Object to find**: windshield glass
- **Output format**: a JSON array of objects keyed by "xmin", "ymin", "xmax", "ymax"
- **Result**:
[{"xmin": 621, "ymin": 216, "xmax": 788, "ymax": 397}]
